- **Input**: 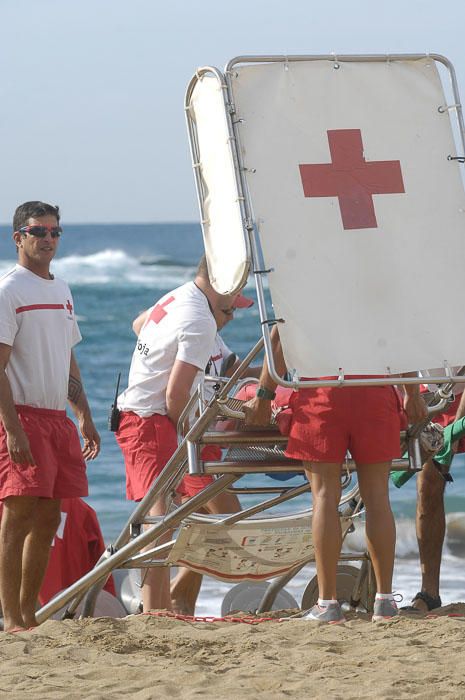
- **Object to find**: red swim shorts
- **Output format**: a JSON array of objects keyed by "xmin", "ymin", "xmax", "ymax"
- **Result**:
[
  {"xmin": 116, "ymin": 411, "xmax": 217, "ymax": 501},
  {"xmin": 286, "ymin": 383, "xmax": 402, "ymax": 465},
  {"xmin": 0, "ymin": 405, "xmax": 88, "ymax": 500}
]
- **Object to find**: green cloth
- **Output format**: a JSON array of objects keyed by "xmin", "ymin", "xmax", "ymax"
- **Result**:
[
  {"xmin": 391, "ymin": 416, "xmax": 465, "ymax": 487},
  {"xmin": 434, "ymin": 416, "xmax": 465, "ymax": 468}
]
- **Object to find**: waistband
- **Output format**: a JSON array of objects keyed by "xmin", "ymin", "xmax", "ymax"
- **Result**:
[
  {"xmin": 15, "ymin": 405, "xmax": 67, "ymax": 418},
  {"xmin": 121, "ymin": 410, "xmax": 168, "ymax": 420}
]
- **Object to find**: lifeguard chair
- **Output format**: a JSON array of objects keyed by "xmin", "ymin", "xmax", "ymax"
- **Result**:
[{"xmin": 35, "ymin": 54, "xmax": 465, "ymax": 623}]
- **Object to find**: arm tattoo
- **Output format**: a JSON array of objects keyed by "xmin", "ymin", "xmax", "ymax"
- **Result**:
[{"xmin": 68, "ymin": 374, "xmax": 83, "ymax": 404}]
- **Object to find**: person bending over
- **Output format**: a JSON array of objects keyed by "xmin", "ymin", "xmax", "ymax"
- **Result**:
[{"xmin": 116, "ymin": 256, "xmax": 252, "ymax": 614}]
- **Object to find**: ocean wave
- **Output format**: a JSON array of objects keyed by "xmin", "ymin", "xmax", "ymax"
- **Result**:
[
  {"xmin": 344, "ymin": 514, "xmax": 465, "ymax": 559},
  {"xmin": 0, "ymin": 250, "xmax": 197, "ymax": 288},
  {"xmin": 0, "ymin": 249, "xmax": 258, "ymax": 291}
]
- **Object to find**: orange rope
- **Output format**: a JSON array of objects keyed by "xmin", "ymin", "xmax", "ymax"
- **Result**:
[{"xmin": 142, "ymin": 610, "xmax": 282, "ymax": 625}]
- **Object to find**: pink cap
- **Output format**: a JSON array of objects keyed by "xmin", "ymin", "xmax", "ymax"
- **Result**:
[{"xmin": 234, "ymin": 293, "xmax": 254, "ymax": 309}]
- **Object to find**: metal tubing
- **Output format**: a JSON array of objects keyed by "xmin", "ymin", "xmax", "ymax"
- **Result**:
[
  {"xmin": 257, "ymin": 561, "xmax": 308, "ymax": 614},
  {"xmin": 216, "ymin": 483, "xmax": 311, "ymax": 526},
  {"xmin": 203, "ymin": 459, "xmax": 410, "ymax": 474}
]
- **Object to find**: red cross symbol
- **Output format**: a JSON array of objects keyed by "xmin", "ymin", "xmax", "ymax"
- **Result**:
[
  {"xmin": 66, "ymin": 299, "xmax": 73, "ymax": 314},
  {"xmin": 299, "ymin": 129, "xmax": 405, "ymax": 230},
  {"xmin": 148, "ymin": 296, "xmax": 175, "ymax": 324}
]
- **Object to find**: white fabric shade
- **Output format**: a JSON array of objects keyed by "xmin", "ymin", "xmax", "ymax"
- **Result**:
[{"xmin": 227, "ymin": 58, "xmax": 465, "ymax": 376}]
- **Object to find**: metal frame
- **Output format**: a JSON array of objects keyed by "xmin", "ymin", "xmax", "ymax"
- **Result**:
[
  {"xmin": 186, "ymin": 54, "xmax": 465, "ymax": 391},
  {"xmin": 34, "ymin": 343, "xmax": 427, "ymax": 624}
]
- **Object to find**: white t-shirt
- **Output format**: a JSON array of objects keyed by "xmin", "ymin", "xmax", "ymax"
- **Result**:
[
  {"xmin": 206, "ymin": 335, "xmax": 235, "ymax": 378},
  {"xmin": 118, "ymin": 282, "xmax": 217, "ymax": 417},
  {"xmin": 0, "ymin": 264, "xmax": 81, "ymax": 410}
]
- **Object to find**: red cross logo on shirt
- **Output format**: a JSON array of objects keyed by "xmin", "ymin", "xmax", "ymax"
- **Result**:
[
  {"xmin": 66, "ymin": 300, "xmax": 73, "ymax": 314},
  {"xmin": 299, "ymin": 129, "xmax": 405, "ymax": 230},
  {"xmin": 148, "ymin": 296, "xmax": 175, "ymax": 324}
]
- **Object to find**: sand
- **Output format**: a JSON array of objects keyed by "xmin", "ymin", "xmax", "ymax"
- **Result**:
[{"xmin": 1, "ymin": 605, "xmax": 465, "ymax": 699}]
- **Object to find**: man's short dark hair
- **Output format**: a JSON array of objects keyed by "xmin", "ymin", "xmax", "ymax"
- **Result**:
[{"xmin": 13, "ymin": 201, "xmax": 60, "ymax": 232}]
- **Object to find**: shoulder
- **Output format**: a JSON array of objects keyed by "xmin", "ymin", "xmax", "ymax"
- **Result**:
[
  {"xmin": 0, "ymin": 266, "xmax": 21, "ymax": 291},
  {"xmin": 52, "ymin": 275, "xmax": 72, "ymax": 292}
]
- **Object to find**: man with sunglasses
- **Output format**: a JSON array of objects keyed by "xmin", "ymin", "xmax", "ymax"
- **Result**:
[{"xmin": 0, "ymin": 201, "xmax": 100, "ymax": 632}]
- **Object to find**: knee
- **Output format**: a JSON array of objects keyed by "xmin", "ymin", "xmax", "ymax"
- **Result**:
[
  {"xmin": 312, "ymin": 485, "xmax": 341, "ymax": 511},
  {"xmin": 35, "ymin": 509, "xmax": 62, "ymax": 539},
  {"xmin": 417, "ymin": 465, "xmax": 445, "ymax": 504}
]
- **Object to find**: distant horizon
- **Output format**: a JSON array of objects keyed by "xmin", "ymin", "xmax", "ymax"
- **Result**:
[{"xmin": 0, "ymin": 220, "xmax": 200, "ymax": 228}]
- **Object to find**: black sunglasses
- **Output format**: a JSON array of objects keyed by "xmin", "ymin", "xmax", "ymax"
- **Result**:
[{"xmin": 18, "ymin": 225, "xmax": 62, "ymax": 239}]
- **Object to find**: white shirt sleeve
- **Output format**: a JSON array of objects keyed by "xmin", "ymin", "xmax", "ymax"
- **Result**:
[
  {"xmin": 0, "ymin": 288, "xmax": 18, "ymax": 346},
  {"xmin": 176, "ymin": 318, "xmax": 216, "ymax": 370}
]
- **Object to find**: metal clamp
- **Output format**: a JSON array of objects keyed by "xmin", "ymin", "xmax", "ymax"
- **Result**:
[{"xmin": 438, "ymin": 104, "xmax": 461, "ymax": 113}]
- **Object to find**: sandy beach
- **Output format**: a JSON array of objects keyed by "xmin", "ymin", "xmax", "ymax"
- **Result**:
[{"xmin": 1, "ymin": 605, "xmax": 465, "ymax": 699}]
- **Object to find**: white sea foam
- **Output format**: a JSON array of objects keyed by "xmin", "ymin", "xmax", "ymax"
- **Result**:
[
  {"xmin": 0, "ymin": 250, "xmax": 196, "ymax": 288},
  {"xmin": 0, "ymin": 249, "xmax": 259, "ymax": 291}
]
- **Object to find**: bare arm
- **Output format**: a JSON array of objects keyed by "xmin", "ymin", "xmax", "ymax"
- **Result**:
[
  {"xmin": 244, "ymin": 326, "xmax": 287, "ymax": 426},
  {"xmin": 132, "ymin": 309, "xmax": 149, "ymax": 336},
  {"xmin": 68, "ymin": 351, "xmax": 100, "ymax": 460},
  {"xmin": 400, "ymin": 373, "xmax": 428, "ymax": 424},
  {"xmin": 0, "ymin": 343, "xmax": 35, "ymax": 465},
  {"xmin": 166, "ymin": 359, "xmax": 201, "ymax": 427}
]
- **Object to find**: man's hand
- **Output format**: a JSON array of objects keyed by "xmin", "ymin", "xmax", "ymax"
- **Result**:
[
  {"xmin": 403, "ymin": 391, "xmax": 428, "ymax": 425},
  {"xmin": 6, "ymin": 425, "xmax": 35, "ymax": 466},
  {"xmin": 79, "ymin": 416, "xmax": 100, "ymax": 460},
  {"xmin": 243, "ymin": 397, "xmax": 273, "ymax": 427}
]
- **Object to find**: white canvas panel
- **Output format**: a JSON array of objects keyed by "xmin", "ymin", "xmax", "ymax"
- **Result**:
[
  {"xmin": 189, "ymin": 76, "xmax": 249, "ymax": 295},
  {"xmin": 230, "ymin": 58, "xmax": 465, "ymax": 376}
]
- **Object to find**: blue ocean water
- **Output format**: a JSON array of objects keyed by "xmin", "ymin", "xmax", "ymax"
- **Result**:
[{"xmin": 1, "ymin": 223, "xmax": 464, "ymax": 610}]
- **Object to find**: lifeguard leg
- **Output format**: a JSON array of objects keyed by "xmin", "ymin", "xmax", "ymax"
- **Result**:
[
  {"xmin": 305, "ymin": 462, "xmax": 342, "ymax": 600},
  {"xmin": 0, "ymin": 496, "xmax": 37, "ymax": 631},
  {"xmin": 170, "ymin": 490, "xmax": 242, "ymax": 614},
  {"xmin": 414, "ymin": 458, "xmax": 445, "ymax": 609},
  {"xmin": 356, "ymin": 462, "xmax": 395, "ymax": 593},
  {"xmin": 20, "ymin": 497, "xmax": 61, "ymax": 628},
  {"xmin": 142, "ymin": 497, "xmax": 172, "ymax": 613}
]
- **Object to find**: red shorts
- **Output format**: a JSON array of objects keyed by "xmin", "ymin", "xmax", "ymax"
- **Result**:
[
  {"xmin": 0, "ymin": 405, "xmax": 88, "ymax": 500},
  {"xmin": 116, "ymin": 412, "xmax": 217, "ymax": 501},
  {"xmin": 286, "ymin": 384, "xmax": 402, "ymax": 464}
]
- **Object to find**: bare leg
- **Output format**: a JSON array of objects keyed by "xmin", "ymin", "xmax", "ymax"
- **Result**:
[
  {"xmin": 0, "ymin": 496, "xmax": 60, "ymax": 631},
  {"xmin": 305, "ymin": 462, "xmax": 342, "ymax": 600},
  {"xmin": 141, "ymin": 498, "xmax": 172, "ymax": 613},
  {"xmin": 171, "ymin": 490, "xmax": 241, "ymax": 614},
  {"xmin": 0, "ymin": 496, "xmax": 36, "ymax": 631},
  {"xmin": 170, "ymin": 569, "xmax": 202, "ymax": 615},
  {"xmin": 413, "ymin": 458, "xmax": 445, "ymax": 610},
  {"xmin": 20, "ymin": 498, "xmax": 61, "ymax": 628},
  {"xmin": 356, "ymin": 462, "xmax": 395, "ymax": 593}
]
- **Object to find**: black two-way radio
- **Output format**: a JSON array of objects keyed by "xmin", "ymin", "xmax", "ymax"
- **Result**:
[{"xmin": 108, "ymin": 372, "xmax": 121, "ymax": 432}]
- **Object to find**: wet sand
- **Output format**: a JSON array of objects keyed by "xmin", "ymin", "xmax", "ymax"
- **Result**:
[{"xmin": 1, "ymin": 604, "xmax": 465, "ymax": 699}]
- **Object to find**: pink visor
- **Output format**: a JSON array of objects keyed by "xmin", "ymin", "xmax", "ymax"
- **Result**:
[{"xmin": 234, "ymin": 293, "xmax": 254, "ymax": 309}]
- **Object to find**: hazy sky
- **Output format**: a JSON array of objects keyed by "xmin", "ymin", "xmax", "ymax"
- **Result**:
[{"xmin": 1, "ymin": 0, "xmax": 464, "ymax": 223}]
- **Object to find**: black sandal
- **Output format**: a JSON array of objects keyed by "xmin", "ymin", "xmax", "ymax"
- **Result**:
[{"xmin": 401, "ymin": 591, "xmax": 442, "ymax": 612}]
